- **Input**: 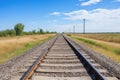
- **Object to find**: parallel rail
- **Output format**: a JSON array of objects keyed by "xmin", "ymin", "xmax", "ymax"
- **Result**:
[
  {"xmin": 19, "ymin": 34, "xmax": 114, "ymax": 80},
  {"xmin": 63, "ymin": 35, "xmax": 106, "ymax": 80},
  {"xmin": 20, "ymin": 36, "xmax": 58, "ymax": 80}
]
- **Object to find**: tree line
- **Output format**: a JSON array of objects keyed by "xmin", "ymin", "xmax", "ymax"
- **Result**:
[{"xmin": 0, "ymin": 23, "xmax": 57, "ymax": 37}]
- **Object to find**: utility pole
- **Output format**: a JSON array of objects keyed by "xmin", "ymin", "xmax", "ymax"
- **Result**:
[
  {"xmin": 73, "ymin": 25, "xmax": 75, "ymax": 33},
  {"xmin": 83, "ymin": 19, "xmax": 85, "ymax": 34}
]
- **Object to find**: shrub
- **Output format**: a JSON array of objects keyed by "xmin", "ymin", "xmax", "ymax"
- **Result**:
[{"xmin": 14, "ymin": 23, "xmax": 24, "ymax": 36}]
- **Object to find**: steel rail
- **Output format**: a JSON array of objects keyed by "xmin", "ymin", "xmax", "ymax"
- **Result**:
[
  {"xmin": 63, "ymin": 35, "xmax": 106, "ymax": 80},
  {"xmin": 20, "ymin": 35, "xmax": 58, "ymax": 80}
]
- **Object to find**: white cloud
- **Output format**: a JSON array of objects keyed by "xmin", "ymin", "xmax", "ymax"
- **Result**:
[
  {"xmin": 64, "ymin": 10, "xmax": 88, "ymax": 19},
  {"xmin": 64, "ymin": 10, "xmax": 88, "ymax": 16},
  {"xmin": 49, "ymin": 8, "xmax": 120, "ymax": 32},
  {"xmin": 61, "ymin": 8, "xmax": 120, "ymax": 32},
  {"xmin": 63, "ymin": 8, "xmax": 120, "ymax": 21},
  {"xmin": 80, "ymin": 0, "xmax": 101, "ymax": 6},
  {"xmin": 50, "ymin": 12, "xmax": 61, "ymax": 16},
  {"xmin": 115, "ymin": 0, "xmax": 120, "ymax": 2}
]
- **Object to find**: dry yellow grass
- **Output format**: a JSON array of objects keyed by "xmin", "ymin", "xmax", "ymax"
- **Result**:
[
  {"xmin": 71, "ymin": 34, "xmax": 120, "ymax": 43},
  {"xmin": 70, "ymin": 35, "xmax": 120, "ymax": 63},
  {"xmin": 0, "ymin": 34, "xmax": 55, "ymax": 63},
  {"xmin": 73, "ymin": 35, "xmax": 120, "ymax": 48}
]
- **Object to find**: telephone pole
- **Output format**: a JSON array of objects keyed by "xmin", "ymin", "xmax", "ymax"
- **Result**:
[
  {"xmin": 83, "ymin": 19, "xmax": 85, "ymax": 34},
  {"xmin": 73, "ymin": 25, "xmax": 75, "ymax": 33}
]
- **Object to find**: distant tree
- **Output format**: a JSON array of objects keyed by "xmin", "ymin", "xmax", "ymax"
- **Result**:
[
  {"xmin": 32, "ymin": 30, "xmax": 36, "ymax": 34},
  {"xmin": 14, "ymin": 23, "xmax": 24, "ymax": 36},
  {"xmin": 39, "ymin": 29, "xmax": 44, "ymax": 34},
  {"xmin": 51, "ymin": 31, "xmax": 57, "ymax": 34},
  {"xmin": 0, "ymin": 29, "xmax": 15, "ymax": 37},
  {"xmin": 46, "ymin": 31, "xmax": 49, "ymax": 34},
  {"xmin": 5, "ymin": 29, "xmax": 16, "ymax": 36}
]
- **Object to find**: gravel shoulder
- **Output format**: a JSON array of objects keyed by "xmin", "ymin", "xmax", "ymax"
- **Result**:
[
  {"xmin": 69, "ymin": 37, "xmax": 120, "ymax": 79},
  {"xmin": 0, "ymin": 37, "xmax": 56, "ymax": 80}
]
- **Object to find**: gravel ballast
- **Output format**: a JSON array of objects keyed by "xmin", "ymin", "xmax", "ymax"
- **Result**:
[
  {"xmin": 0, "ymin": 35, "xmax": 119, "ymax": 80},
  {"xmin": 69, "ymin": 37, "xmax": 120, "ymax": 79},
  {"xmin": 0, "ymin": 37, "xmax": 56, "ymax": 80}
]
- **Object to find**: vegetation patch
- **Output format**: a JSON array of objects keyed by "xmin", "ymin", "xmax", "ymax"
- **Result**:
[
  {"xmin": 0, "ymin": 34, "xmax": 54, "ymax": 64},
  {"xmin": 68, "ymin": 35, "xmax": 120, "ymax": 63},
  {"xmin": 67, "ymin": 34, "xmax": 71, "ymax": 37},
  {"xmin": 72, "ymin": 33, "xmax": 120, "ymax": 43},
  {"xmin": 0, "ymin": 23, "xmax": 57, "ymax": 37},
  {"xmin": 74, "ymin": 37, "xmax": 120, "ymax": 55}
]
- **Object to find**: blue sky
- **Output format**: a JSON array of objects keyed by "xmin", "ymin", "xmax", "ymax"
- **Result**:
[{"xmin": 0, "ymin": 0, "xmax": 120, "ymax": 32}]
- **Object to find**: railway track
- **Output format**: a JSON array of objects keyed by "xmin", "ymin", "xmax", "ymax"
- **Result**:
[{"xmin": 11, "ymin": 34, "xmax": 118, "ymax": 80}]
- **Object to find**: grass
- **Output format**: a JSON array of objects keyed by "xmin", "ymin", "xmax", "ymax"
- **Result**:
[
  {"xmin": 0, "ymin": 34, "xmax": 55, "ymax": 64},
  {"xmin": 71, "ymin": 33, "xmax": 120, "ymax": 43},
  {"xmin": 68, "ymin": 34, "xmax": 120, "ymax": 63},
  {"xmin": 75, "ymin": 37, "xmax": 120, "ymax": 55}
]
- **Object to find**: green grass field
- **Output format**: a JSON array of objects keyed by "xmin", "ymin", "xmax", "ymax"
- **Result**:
[{"xmin": 68, "ymin": 34, "xmax": 120, "ymax": 63}]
